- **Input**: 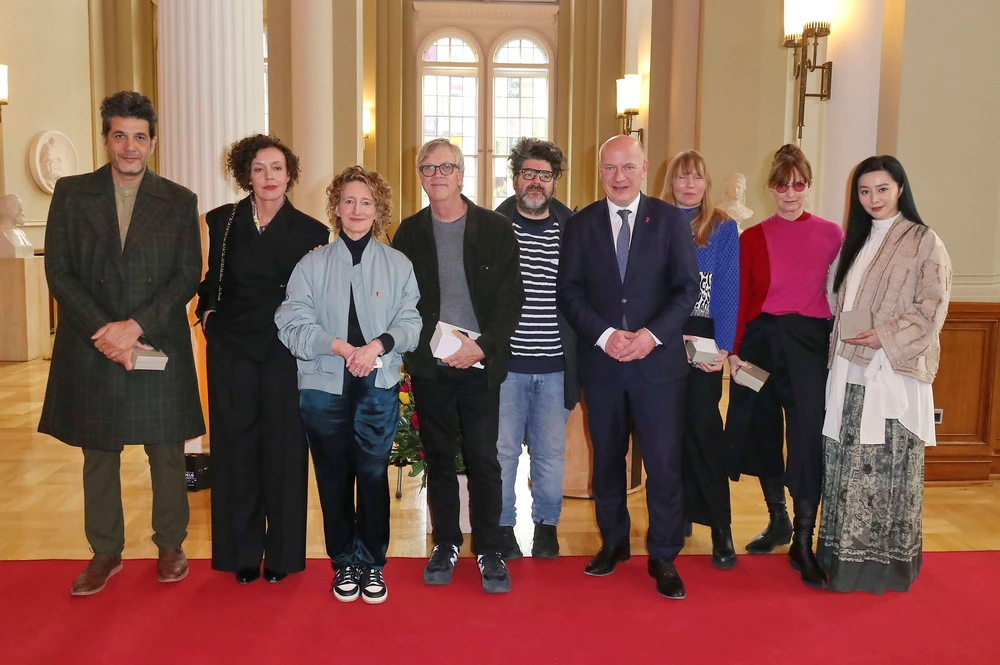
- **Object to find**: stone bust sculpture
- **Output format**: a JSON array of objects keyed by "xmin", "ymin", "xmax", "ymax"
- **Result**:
[
  {"xmin": 0, "ymin": 194, "xmax": 35, "ymax": 258},
  {"xmin": 718, "ymin": 172, "xmax": 753, "ymax": 224}
]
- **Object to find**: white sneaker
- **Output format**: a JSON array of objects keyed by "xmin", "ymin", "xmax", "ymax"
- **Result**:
[{"xmin": 332, "ymin": 564, "xmax": 361, "ymax": 602}]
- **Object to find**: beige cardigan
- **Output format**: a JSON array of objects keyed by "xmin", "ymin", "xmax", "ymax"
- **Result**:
[{"xmin": 829, "ymin": 217, "xmax": 952, "ymax": 382}]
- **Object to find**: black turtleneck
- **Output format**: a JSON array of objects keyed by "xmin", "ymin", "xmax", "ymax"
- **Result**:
[{"xmin": 340, "ymin": 232, "xmax": 395, "ymax": 355}]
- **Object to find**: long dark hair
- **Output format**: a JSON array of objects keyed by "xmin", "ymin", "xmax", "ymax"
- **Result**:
[{"xmin": 832, "ymin": 155, "xmax": 925, "ymax": 292}]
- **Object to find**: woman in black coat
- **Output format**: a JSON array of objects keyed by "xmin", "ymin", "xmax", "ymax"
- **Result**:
[{"xmin": 196, "ymin": 134, "xmax": 329, "ymax": 584}]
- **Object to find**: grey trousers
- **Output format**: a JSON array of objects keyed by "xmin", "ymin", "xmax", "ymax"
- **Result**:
[{"xmin": 82, "ymin": 443, "xmax": 189, "ymax": 555}]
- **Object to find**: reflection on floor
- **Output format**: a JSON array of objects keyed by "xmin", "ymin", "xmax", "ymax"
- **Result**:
[{"xmin": 1, "ymin": 359, "xmax": 998, "ymax": 561}]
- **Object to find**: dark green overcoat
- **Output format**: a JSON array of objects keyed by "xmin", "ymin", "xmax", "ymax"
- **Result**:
[{"xmin": 38, "ymin": 164, "xmax": 205, "ymax": 450}]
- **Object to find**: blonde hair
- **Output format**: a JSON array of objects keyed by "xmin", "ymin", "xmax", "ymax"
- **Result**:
[
  {"xmin": 326, "ymin": 165, "xmax": 393, "ymax": 239},
  {"xmin": 660, "ymin": 150, "xmax": 728, "ymax": 248}
]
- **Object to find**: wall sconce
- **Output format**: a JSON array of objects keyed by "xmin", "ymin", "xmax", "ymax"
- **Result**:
[
  {"xmin": 616, "ymin": 74, "xmax": 643, "ymax": 144},
  {"xmin": 783, "ymin": 0, "xmax": 833, "ymax": 141},
  {"xmin": 0, "ymin": 64, "xmax": 9, "ymax": 121},
  {"xmin": 362, "ymin": 106, "xmax": 373, "ymax": 141}
]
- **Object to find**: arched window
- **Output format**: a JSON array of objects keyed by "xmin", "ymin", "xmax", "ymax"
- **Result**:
[
  {"xmin": 421, "ymin": 36, "xmax": 480, "ymax": 203},
  {"xmin": 490, "ymin": 37, "xmax": 550, "ymax": 209},
  {"xmin": 419, "ymin": 32, "xmax": 553, "ymax": 206}
]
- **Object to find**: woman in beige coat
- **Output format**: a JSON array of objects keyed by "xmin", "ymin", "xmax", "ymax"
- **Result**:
[{"xmin": 818, "ymin": 155, "xmax": 952, "ymax": 594}]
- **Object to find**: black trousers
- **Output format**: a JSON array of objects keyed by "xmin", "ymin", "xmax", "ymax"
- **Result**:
[
  {"xmin": 681, "ymin": 316, "xmax": 731, "ymax": 528},
  {"xmin": 206, "ymin": 337, "xmax": 308, "ymax": 574},
  {"xmin": 411, "ymin": 368, "xmax": 503, "ymax": 555},
  {"xmin": 682, "ymin": 367, "xmax": 732, "ymax": 527},
  {"xmin": 584, "ymin": 363, "xmax": 686, "ymax": 561},
  {"xmin": 726, "ymin": 313, "xmax": 830, "ymax": 505}
]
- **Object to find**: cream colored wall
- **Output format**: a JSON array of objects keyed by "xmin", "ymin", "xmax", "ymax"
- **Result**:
[
  {"xmin": 0, "ymin": 0, "xmax": 95, "ymax": 246},
  {"xmin": 697, "ymin": 0, "xmax": 786, "ymax": 227},
  {"xmin": 892, "ymin": 0, "xmax": 1000, "ymax": 301}
]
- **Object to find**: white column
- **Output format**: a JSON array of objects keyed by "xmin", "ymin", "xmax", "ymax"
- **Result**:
[
  {"xmin": 289, "ymin": 0, "xmax": 336, "ymax": 220},
  {"xmin": 156, "ymin": 0, "xmax": 266, "ymax": 213},
  {"xmin": 817, "ymin": 0, "xmax": 886, "ymax": 224},
  {"xmin": 155, "ymin": 0, "xmax": 265, "ymax": 453}
]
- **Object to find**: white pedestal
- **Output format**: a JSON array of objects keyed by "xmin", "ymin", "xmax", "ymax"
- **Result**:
[{"xmin": 0, "ymin": 257, "xmax": 50, "ymax": 361}]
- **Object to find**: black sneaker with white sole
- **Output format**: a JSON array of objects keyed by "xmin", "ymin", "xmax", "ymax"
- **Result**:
[
  {"xmin": 423, "ymin": 544, "xmax": 459, "ymax": 585},
  {"xmin": 361, "ymin": 566, "xmax": 388, "ymax": 604},
  {"xmin": 477, "ymin": 552, "xmax": 511, "ymax": 594},
  {"xmin": 332, "ymin": 564, "xmax": 361, "ymax": 602}
]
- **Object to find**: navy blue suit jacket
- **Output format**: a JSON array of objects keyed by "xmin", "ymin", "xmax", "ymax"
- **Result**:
[{"xmin": 557, "ymin": 193, "xmax": 699, "ymax": 385}]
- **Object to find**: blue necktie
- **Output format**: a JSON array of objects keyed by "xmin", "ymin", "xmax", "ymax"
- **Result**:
[{"xmin": 616, "ymin": 208, "xmax": 631, "ymax": 282}]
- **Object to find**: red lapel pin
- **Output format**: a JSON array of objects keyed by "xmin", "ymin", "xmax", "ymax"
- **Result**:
[
  {"xmin": 645, "ymin": 216, "xmax": 650, "ymax": 223},
  {"xmin": 376, "ymin": 291, "xmax": 380, "ymax": 297}
]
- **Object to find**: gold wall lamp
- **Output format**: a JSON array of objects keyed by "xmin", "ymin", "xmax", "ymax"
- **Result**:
[
  {"xmin": 784, "ymin": 0, "xmax": 833, "ymax": 141},
  {"xmin": 616, "ymin": 74, "xmax": 643, "ymax": 144}
]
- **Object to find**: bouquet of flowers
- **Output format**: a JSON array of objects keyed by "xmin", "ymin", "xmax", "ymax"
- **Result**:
[
  {"xmin": 389, "ymin": 373, "xmax": 465, "ymax": 488},
  {"xmin": 389, "ymin": 374, "xmax": 426, "ymax": 480}
]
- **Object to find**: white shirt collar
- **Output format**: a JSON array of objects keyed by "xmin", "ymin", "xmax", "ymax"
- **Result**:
[{"xmin": 607, "ymin": 194, "xmax": 641, "ymax": 222}]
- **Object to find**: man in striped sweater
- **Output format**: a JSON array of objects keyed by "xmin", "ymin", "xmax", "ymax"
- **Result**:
[{"xmin": 494, "ymin": 138, "xmax": 579, "ymax": 560}]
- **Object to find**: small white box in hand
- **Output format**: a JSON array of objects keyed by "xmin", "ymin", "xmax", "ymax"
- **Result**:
[
  {"xmin": 732, "ymin": 362, "xmax": 769, "ymax": 392},
  {"xmin": 839, "ymin": 309, "xmax": 874, "ymax": 341},
  {"xmin": 430, "ymin": 321, "xmax": 484, "ymax": 369},
  {"xmin": 132, "ymin": 348, "xmax": 168, "ymax": 371},
  {"xmin": 685, "ymin": 336, "xmax": 721, "ymax": 364}
]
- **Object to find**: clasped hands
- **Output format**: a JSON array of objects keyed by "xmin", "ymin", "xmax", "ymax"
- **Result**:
[
  {"xmin": 333, "ymin": 338, "xmax": 385, "ymax": 378},
  {"xmin": 92, "ymin": 319, "xmax": 149, "ymax": 371},
  {"xmin": 606, "ymin": 328, "xmax": 656, "ymax": 362}
]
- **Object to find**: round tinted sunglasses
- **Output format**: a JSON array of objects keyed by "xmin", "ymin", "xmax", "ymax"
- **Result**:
[{"xmin": 774, "ymin": 181, "xmax": 807, "ymax": 193}]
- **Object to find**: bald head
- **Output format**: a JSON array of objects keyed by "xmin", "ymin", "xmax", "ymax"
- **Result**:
[{"xmin": 598, "ymin": 135, "xmax": 648, "ymax": 206}]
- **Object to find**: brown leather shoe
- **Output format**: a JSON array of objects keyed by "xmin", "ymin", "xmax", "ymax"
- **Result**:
[
  {"xmin": 70, "ymin": 554, "xmax": 123, "ymax": 596},
  {"xmin": 157, "ymin": 546, "xmax": 189, "ymax": 583}
]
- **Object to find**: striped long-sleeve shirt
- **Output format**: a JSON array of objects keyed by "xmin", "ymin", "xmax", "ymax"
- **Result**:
[{"xmin": 507, "ymin": 211, "xmax": 565, "ymax": 374}]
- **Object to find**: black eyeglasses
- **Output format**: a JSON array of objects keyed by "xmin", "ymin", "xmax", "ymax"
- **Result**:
[
  {"xmin": 517, "ymin": 168, "xmax": 555, "ymax": 183},
  {"xmin": 418, "ymin": 163, "xmax": 458, "ymax": 177},
  {"xmin": 774, "ymin": 181, "xmax": 807, "ymax": 193}
]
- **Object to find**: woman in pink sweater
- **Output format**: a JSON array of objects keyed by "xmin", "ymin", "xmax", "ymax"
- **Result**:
[
  {"xmin": 818, "ymin": 155, "xmax": 951, "ymax": 593},
  {"xmin": 726, "ymin": 145, "xmax": 843, "ymax": 590}
]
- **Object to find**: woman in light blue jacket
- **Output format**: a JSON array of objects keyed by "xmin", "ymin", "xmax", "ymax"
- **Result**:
[{"xmin": 275, "ymin": 165, "xmax": 421, "ymax": 605}]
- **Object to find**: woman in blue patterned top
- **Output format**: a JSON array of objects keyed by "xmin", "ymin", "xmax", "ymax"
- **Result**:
[{"xmin": 660, "ymin": 150, "xmax": 740, "ymax": 569}]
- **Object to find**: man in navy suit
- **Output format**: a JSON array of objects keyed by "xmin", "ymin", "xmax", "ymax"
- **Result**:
[{"xmin": 557, "ymin": 135, "xmax": 698, "ymax": 599}]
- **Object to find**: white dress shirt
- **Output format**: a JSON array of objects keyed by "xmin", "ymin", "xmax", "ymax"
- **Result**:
[{"xmin": 596, "ymin": 195, "xmax": 661, "ymax": 351}]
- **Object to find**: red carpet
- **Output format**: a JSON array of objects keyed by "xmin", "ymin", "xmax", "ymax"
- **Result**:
[{"xmin": 2, "ymin": 552, "xmax": 998, "ymax": 665}]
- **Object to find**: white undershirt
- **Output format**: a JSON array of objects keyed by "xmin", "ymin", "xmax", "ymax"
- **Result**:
[{"xmin": 823, "ymin": 214, "xmax": 936, "ymax": 446}]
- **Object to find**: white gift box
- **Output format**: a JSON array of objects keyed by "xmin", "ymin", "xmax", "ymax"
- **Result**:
[
  {"xmin": 685, "ymin": 336, "xmax": 721, "ymax": 364},
  {"xmin": 840, "ymin": 309, "xmax": 874, "ymax": 341},
  {"xmin": 131, "ymin": 348, "xmax": 168, "ymax": 371},
  {"xmin": 732, "ymin": 362, "xmax": 770, "ymax": 392},
  {"xmin": 430, "ymin": 321, "xmax": 484, "ymax": 369}
]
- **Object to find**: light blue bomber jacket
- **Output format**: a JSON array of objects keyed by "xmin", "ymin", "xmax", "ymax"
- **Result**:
[{"xmin": 275, "ymin": 236, "xmax": 422, "ymax": 394}]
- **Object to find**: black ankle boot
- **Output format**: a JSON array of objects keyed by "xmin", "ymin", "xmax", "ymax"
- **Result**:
[
  {"xmin": 710, "ymin": 525, "xmax": 737, "ymax": 570},
  {"xmin": 745, "ymin": 476, "xmax": 792, "ymax": 554},
  {"xmin": 788, "ymin": 498, "xmax": 829, "ymax": 590}
]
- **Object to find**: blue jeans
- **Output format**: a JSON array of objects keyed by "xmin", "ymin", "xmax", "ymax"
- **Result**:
[
  {"xmin": 497, "ymin": 372, "xmax": 570, "ymax": 526},
  {"xmin": 299, "ymin": 376, "xmax": 399, "ymax": 569}
]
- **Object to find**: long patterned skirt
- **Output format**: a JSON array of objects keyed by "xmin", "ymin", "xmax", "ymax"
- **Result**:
[{"xmin": 817, "ymin": 383, "xmax": 925, "ymax": 594}]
